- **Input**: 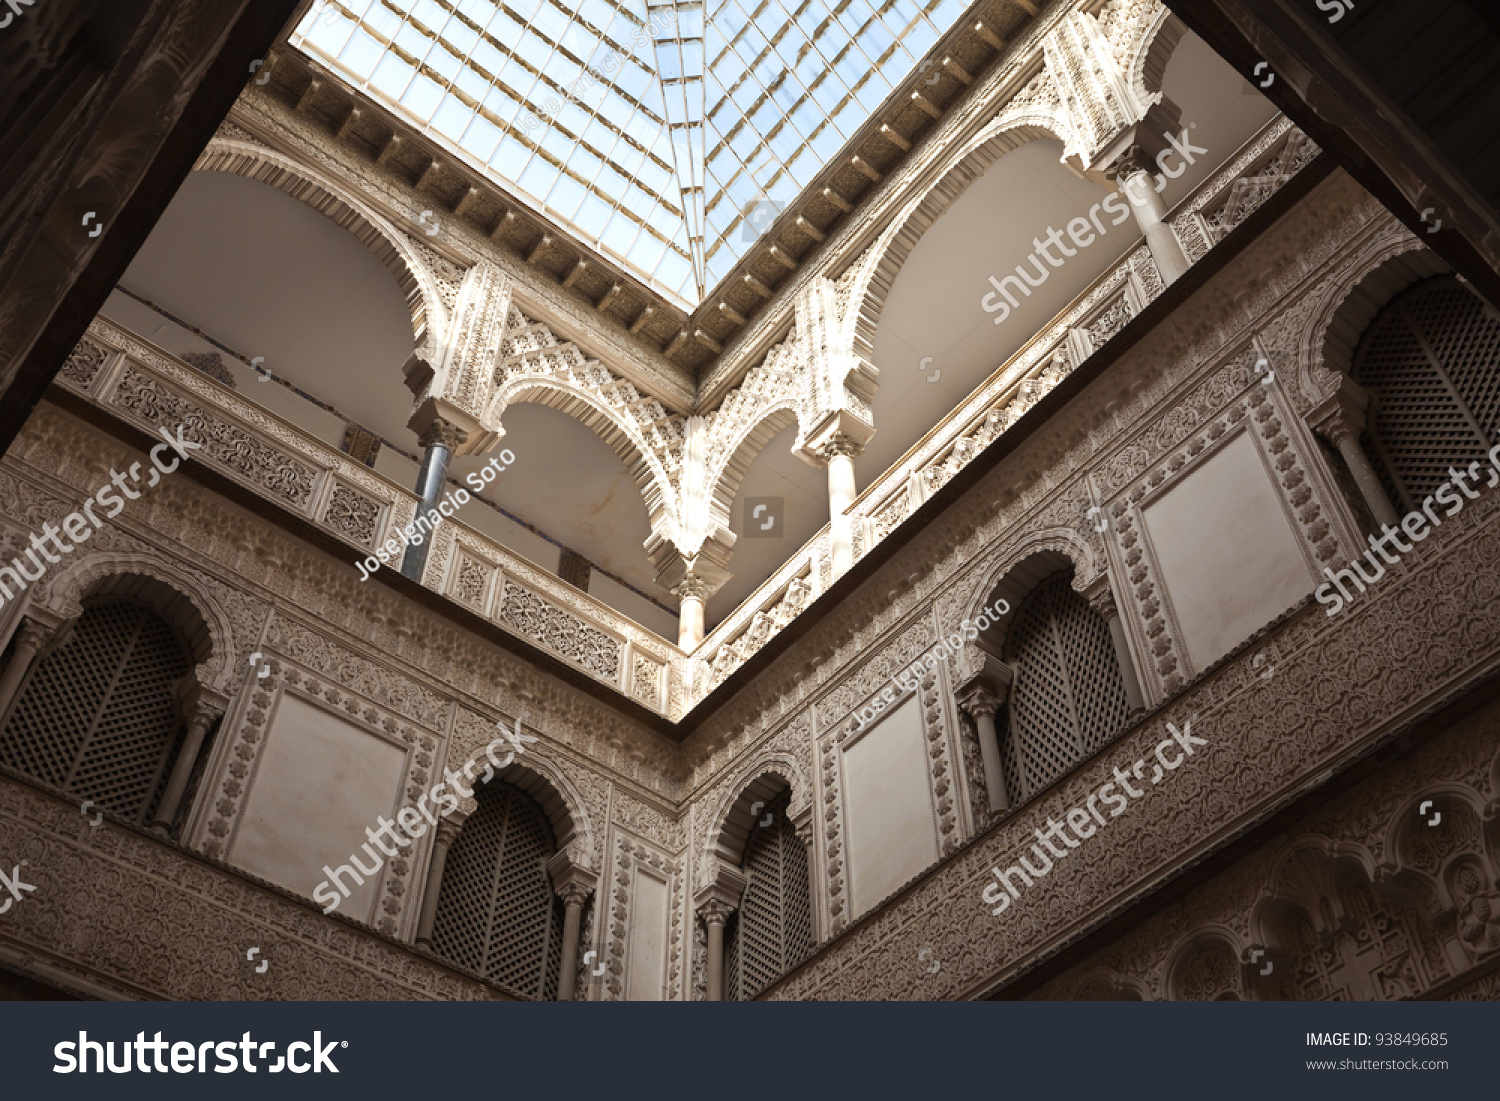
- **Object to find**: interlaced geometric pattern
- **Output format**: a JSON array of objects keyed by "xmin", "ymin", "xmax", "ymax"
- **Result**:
[
  {"xmin": 1354, "ymin": 276, "xmax": 1500, "ymax": 511},
  {"xmin": 1002, "ymin": 573, "xmax": 1129, "ymax": 804},
  {"xmin": 430, "ymin": 779, "xmax": 564, "ymax": 999},
  {"xmin": 724, "ymin": 789, "xmax": 813, "ymax": 1000},
  {"xmin": 0, "ymin": 601, "xmax": 190, "ymax": 824}
]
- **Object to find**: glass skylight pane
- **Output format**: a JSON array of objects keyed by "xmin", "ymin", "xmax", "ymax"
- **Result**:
[{"xmin": 295, "ymin": 0, "xmax": 966, "ymax": 307}]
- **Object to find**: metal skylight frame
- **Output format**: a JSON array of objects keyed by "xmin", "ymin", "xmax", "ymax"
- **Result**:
[{"xmin": 292, "ymin": 0, "xmax": 970, "ymax": 308}]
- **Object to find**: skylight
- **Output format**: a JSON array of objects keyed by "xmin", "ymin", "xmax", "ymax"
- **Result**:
[{"xmin": 294, "ymin": 0, "xmax": 969, "ymax": 308}]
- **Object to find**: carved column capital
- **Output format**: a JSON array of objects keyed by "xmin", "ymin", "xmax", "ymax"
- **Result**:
[
  {"xmin": 546, "ymin": 849, "xmax": 598, "ymax": 902},
  {"xmin": 697, "ymin": 898, "xmax": 735, "ymax": 927},
  {"xmin": 433, "ymin": 817, "xmax": 465, "ymax": 848},
  {"xmin": 694, "ymin": 858, "xmax": 747, "ymax": 923},
  {"xmin": 816, "ymin": 431, "xmax": 864, "ymax": 463},
  {"xmin": 671, "ymin": 573, "xmax": 713, "ymax": 602},
  {"xmin": 418, "ymin": 418, "xmax": 470, "ymax": 451},
  {"xmin": 173, "ymin": 676, "xmax": 230, "ymax": 729},
  {"xmin": 957, "ymin": 683, "xmax": 1003, "ymax": 721},
  {"xmin": 1105, "ymin": 144, "xmax": 1155, "ymax": 182},
  {"xmin": 1310, "ymin": 376, "xmax": 1371, "ymax": 446},
  {"xmin": 557, "ymin": 881, "xmax": 593, "ymax": 909}
]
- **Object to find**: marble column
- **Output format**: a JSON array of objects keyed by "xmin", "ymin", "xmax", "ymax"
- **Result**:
[
  {"xmin": 958, "ymin": 684, "xmax": 1009, "ymax": 814},
  {"xmin": 401, "ymin": 420, "xmax": 468, "ymax": 582},
  {"xmin": 1089, "ymin": 587, "xmax": 1145, "ymax": 715},
  {"xmin": 819, "ymin": 432, "xmax": 864, "ymax": 580},
  {"xmin": 1315, "ymin": 387, "xmax": 1401, "ymax": 529},
  {"xmin": 415, "ymin": 818, "xmax": 463, "ymax": 948},
  {"xmin": 555, "ymin": 882, "xmax": 590, "ymax": 1001},
  {"xmin": 0, "ymin": 618, "xmax": 53, "ymax": 720},
  {"xmin": 151, "ymin": 692, "xmax": 226, "ymax": 831},
  {"xmin": 700, "ymin": 898, "xmax": 733, "ymax": 1001},
  {"xmin": 673, "ymin": 573, "xmax": 710, "ymax": 651},
  {"xmin": 1107, "ymin": 146, "xmax": 1189, "ymax": 285}
]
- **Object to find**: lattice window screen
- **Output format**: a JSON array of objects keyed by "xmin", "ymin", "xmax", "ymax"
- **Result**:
[
  {"xmin": 0, "ymin": 600, "xmax": 190, "ymax": 824},
  {"xmin": 725, "ymin": 790, "xmax": 814, "ymax": 1001},
  {"xmin": 1002, "ymin": 573, "xmax": 1129, "ymax": 804},
  {"xmin": 430, "ymin": 779, "xmax": 564, "ymax": 999},
  {"xmin": 1354, "ymin": 276, "xmax": 1500, "ymax": 511}
]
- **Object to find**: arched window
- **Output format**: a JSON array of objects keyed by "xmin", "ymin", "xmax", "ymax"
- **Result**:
[
  {"xmin": 1352, "ymin": 275, "xmax": 1500, "ymax": 511},
  {"xmin": 0, "ymin": 599, "xmax": 191, "ymax": 824},
  {"xmin": 1002, "ymin": 571, "xmax": 1129, "ymax": 803},
  {"xmin": 723, "ymin": 789, "xmax": 813, "ymax": 1000},
  {"xmin": 430, "ymin": 779, "xmax": 565, "ymax": 999}
]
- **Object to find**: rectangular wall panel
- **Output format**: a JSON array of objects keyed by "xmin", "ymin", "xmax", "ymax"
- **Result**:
[
  {"xmin": 842, "ymin": 696, "xmax": 940, "ymax": 918},
  {"xmin": 228, "ymin": 692, "xmax": 407, "ymax": 923},
  {"xmin": 625, "ymin": 868, "xmax": 670, "ymax": 1001},
  {"xmin": 1142, "ymin": 430, "xmax": 1315, "ymax": 672}
]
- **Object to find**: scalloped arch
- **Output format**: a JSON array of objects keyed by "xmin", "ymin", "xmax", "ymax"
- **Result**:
[
  {"xmin": 452, "ymin": 740, "xmax": 599, "ymax": 872},
  {"xmin": 486, "ymin": 373, "xmax": 681, "ymax": 538},
  {"xmin": 194, "ymin": 137, "xmax": 451, "ymax": 365},
  {"xmin": 704, "ymin": 399, "xmax": 807, "ymax": 536},
  {"xmin": 38, "ymin": 552, "xmax": 239, "ymax": 694},
  {"xmin": 1160, "ymin": 924, "xmax": 1246, "ymax": 1001},
  {"xmin": 1296, "ymin": 230, "xmax": 1447, "ymax": 405},
  {"xmin": 707, "ymin": 755, "xmax": 809, "ymax": 870},
  {"xmin": 1125, "ymin": 6, "xmax": 1187, "ymax": 103},
  {"xmin": 959, "ymin": 529, "xmax": 1100, "ymax": 622}
]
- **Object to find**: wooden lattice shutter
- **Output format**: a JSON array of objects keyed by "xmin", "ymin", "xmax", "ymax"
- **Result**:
[
  {"xmin": 1002, "ymin": 573, "xmax": 1129, "ymax": 803},
  {"xmin": 0, "ymin": 600, "xmax": 190, "ymax": 824},
  {"xmin": 1354, "ymin": 276, "xmax": 1500, "ymax": 511},
  {"xmin": 725, "ymin": 790, "xmax": 813, "ymax": 1000},
  {"xmin": 430, "ymin": 779, "xmax": 564, "ymax": 999}
]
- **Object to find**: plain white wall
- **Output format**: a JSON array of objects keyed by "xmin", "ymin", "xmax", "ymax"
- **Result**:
[
  {"xmin": 1142, "ymin": 430, "xmax": 1315, "ymax": 673},
  {"xmin": 842, "ymin": 695, "xmax": 941, "ymax": 917},
  {"xmin": 228, "ymin": 691, "xmax": 407, "ymax": 922}
]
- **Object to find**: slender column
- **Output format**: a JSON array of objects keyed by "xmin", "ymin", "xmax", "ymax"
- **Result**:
[
  {"xmin": 151, "ymin": 697, "xmax": 224, "ymax": 830},
  {"xmin": 555, "ymin": 883, "xmax": 590, "ymax": 1001},
  {"xmin": 401, "ymin": 420, "xmax": 468, "ymax": 582},
  {"xmin": 1317, "ymin": 408, "xmax": 1401, "ymax": 529},
  {"xmin": 1089, "ymin": 588, "xmax": 1145, "ymax": 716},
  {"xmin": 415, "ymin": 818, "xmax": 462, "ymax": 947},
  {"xmin": 0, "ymin": 619, "xmax": 51, "ymax": 721},
  {"xmin": 958, "ymin": 685, "xmax": 1009, "ymax": 814},
  {"xmin": 819, "ymin": 433, "xmax": 864, "ymax": 580},
  {"xmin": 673, "ymin": 574, "xmax": 710, "ymax": 651},
  {"xmin": 700, "ymin": 899, "xmax": 733, "ymax": 1001},
  {"xmin": 1107, "ymin": 146, "xmax": 1189, "ymax": 285}
]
